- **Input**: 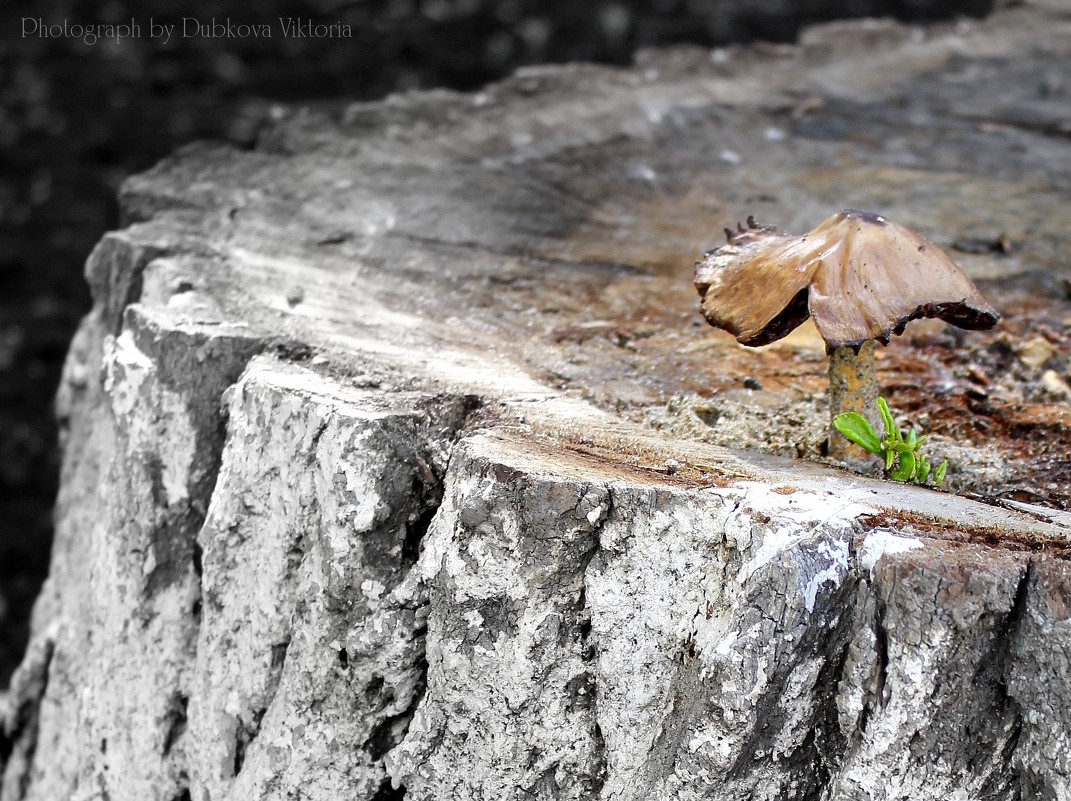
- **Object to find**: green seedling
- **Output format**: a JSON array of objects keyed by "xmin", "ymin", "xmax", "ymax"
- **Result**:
[{"xmin": 834, "ymin": 397, "xmax": 948, "ymax": 487}]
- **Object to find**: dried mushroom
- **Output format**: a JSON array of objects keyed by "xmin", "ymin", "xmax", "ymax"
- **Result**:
[{"xmin": 694, "ymin": 209, "xmax": 999, "ymax": 457}]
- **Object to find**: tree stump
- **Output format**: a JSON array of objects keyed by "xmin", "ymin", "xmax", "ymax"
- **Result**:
[{"xmin": 4, "ymin": 5, "xmax": 1071, "ymax": 800}]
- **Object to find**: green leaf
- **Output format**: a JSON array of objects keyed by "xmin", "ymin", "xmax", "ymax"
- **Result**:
[
  {"xmin": 916, "ymin": 454, "xmax": 931, "ymax": 484},
  {"xmin": 890, "ymin": 449, "xmax": 916, "ymax": 482},
  {"xmin": 834, "ymin": 413, "xmax": 883, "ymax": 455},
  {"xmin": 888, "ymin": 438, "xmax": 916, "ymax": 454},
  {"xmin": 836, "ymin": 398, "xmax": 950, "ymax": 489},
  {"xmin": 878, "ymin": 397, "xmax": 896, "ymax": 441}
]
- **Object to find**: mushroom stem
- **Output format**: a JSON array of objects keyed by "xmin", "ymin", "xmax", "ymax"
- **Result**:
[{"xmin": 827, "ymin": 341, "xmax": 880, "ymax": 459}]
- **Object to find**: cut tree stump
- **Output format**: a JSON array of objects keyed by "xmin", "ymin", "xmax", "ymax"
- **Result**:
[{"xmin": 4, "ymin": 4, "xmax": 1071, "ymax": 800}]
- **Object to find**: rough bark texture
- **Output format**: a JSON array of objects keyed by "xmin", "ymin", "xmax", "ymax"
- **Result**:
[{"xmin": 3, "ymin": 3, "xmax": 1071, "ymax": 800}]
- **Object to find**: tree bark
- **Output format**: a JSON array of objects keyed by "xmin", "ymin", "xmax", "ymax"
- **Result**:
[{"xmin": 4, "ymin": 5, "xmax": 1071, "ymax": 800}]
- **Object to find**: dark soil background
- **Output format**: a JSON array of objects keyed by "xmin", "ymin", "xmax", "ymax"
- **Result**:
[{"xmin": 0, "ymin": 0, "xmax": 994, "ymax": 684}]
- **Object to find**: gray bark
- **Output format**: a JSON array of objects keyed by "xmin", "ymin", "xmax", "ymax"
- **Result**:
[{"xmin": 4, "ymin": 4, "xmax": 1071, "ymax": 800}]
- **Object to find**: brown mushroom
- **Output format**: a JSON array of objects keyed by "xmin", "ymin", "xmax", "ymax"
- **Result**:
[{"xmin": 694, "ymin": 209, "xmax": 999, "ymax": 457}]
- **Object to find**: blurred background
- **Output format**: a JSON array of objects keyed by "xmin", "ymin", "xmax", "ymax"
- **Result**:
[{"xmin": 0, "ymin": 0, "xmax": 995, "ymax": 684}]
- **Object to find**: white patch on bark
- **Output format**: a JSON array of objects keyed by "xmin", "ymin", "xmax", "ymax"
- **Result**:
[{"xmin": 859, "ymin": 528, "xmax": 923, "ymax": 575}]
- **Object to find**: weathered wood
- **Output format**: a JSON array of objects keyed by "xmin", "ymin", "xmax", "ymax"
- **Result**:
[{"xmin": 4, "ymin": 4, "xmax": 1071, "ymax": 800}]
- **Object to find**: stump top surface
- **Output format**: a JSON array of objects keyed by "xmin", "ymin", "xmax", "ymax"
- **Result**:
[{"xmin": 116, "ymin": 3, "xmax": 1071, "ymax": 536}]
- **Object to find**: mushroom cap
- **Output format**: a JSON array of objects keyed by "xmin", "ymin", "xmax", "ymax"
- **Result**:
[{"xmin": 693, "ymin": 209, "xmax": 1000, "ymax": 351}]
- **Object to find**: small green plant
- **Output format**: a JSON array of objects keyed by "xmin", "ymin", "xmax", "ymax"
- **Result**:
[{"xmin": 833, "ymin": 397, "xmax": 948, "ymax": 487}]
